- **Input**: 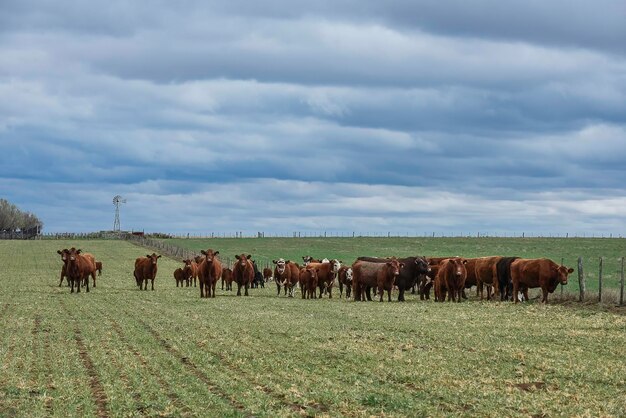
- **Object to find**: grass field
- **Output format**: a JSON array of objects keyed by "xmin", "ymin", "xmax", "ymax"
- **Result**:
[
  {"xmin": 167, "ymin": 237, "xmax": 626, "ymax": 292},
  {"xmin": 1, "ymin": 239, "xmax": 625, "ymax": 417}
]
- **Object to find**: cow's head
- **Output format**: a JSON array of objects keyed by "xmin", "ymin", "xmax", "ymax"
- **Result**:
[
  {"xmin": 345, "ymin": 267, "xmax": 353, "ymax": 283},
  {"xmin": 556, "ymin": 265, "xmax": 574, "ymax": 285},
  {"xmin": 302, "ymin": 256, "xmax": 314, "ymax": 266},
  {"xmin": 415, "ymin": 257, "xmax": 431, "ymax": 274},
  {"xmin": 57, "ymin": 249, "xmax": 69, "ymax": 262},
  {"xmin": 331, "ymin": 259, "xmax": 342, "ymax": 273},
  {"xmin": 386, "ymin": 258, "xmax": 404, "ymax": 277},
  {"xmin": 200, "ymin": 249, "xmax": 218, "ymax": 263},
  {"xmin": 451, "ymin": 258, "xmax": 468, "ymax": 277},
  {"xmin": 235, "ymin": 254, "xmax": 252, "ymax": 267},
  {"xmin": 146, "ymin": 253, "xmax": 161, "ymax": 265},
  {"xmin": 273, "ymin": 258, "xmax": 287, "ymax": 274}
]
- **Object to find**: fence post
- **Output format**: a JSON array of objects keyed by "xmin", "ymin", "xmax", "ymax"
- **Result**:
[
  {"xmin": 577, "ymin": 256, "xmax": 585, "ymax": 302},
  {"xmin": 619, "ymin": 257, "xmax": 624, "ymax": 306},
  {"xmin": 598, "ymin": 257, "xmax": 603, "ymax": 302}
]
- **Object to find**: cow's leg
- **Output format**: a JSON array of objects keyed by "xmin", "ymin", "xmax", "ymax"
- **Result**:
[
  {"xmin": 513, "ymin": 281, "xmax": 520, "ymax": 303},
  {"xmin": 244, "ymin": 283, "xmax": 249, "ymax": 296},
  {"xmin": 541, "ymin": 285, "xmax": 548, "ymax": 303},
  {"xmin": 59, "ymin": 272, "xmax": 64, "ymax": 287},
  {"xmin": 236, "ymin": 282, "xmax": 241, "ymax": 296},
  {"xmin": 70, "ymin": 278, "xmax": 74, "ymax": 293},
  {"xmin": 92, "ymin": 271, "xmax": 97, "ymax": 288},
  {"xmin": 398, "ymin": 288, "xmax": 405, "ymax": 302},
  {"xmin": 346, "ymin": 285, "xmax": 351, "ymax": 299},
  {"xmin": 387, "ymin": 288, "xmax": 392, "ymax": 302},
  {"xmin": 85, "ymin": 275, "xmax": 90, "ymax": 293},
  {"xmin": 151, "ymin": 278, "xmax": 155, "ymax": 291},
  {"xmin": 212, "ymin": 282, "xmax": 216, "ymax": 298},
  {"xmin": 462, "ymin": 289, "xmax": 468, "ymax": 299},
  {"xmin": 200, "ymin": 282, "xmax": 205, "ymax": 298},
  {"xmin": 478, "ymin": 282, "xmax": 484, "ymax": 300}
]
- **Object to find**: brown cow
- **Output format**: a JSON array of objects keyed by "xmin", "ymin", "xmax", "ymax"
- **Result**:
[
  {"xmin": 173, "ymin": 267, "xmax": 186, "ymax": 287},
  {"xmin": 302, "ymin": 256, "xmax": 321, "ymax": 266},
  {"xmin": 434, "ymin": 258, "xmax": 468, "ymax": 302},
  {"xmin": 233, "ymin": 253, "xmax": 254, "ymax": 296},
  {"xmin": 510, "ymin": 258, "xmax": 573, "ymax": 303},
  {"xmin": 198, "ymin": 249, "xmax": 222, "ymax": 298},
  {"xmin": 222, "ymin": 268, "xmax": 233, "ymax": 291},
  {"xmin": 64, "ymin": 248, "xmax": 97, "ymax": 293},
  {"xmin": 306, "ymin": 259, "xmax": 341, "ymax": 298},
  {"xmin": 474, "ymin": 256, "xmax": 503, "ymax": 300},
  {"xmin": 182, "ymin": 259, "xmax": 199, "ymax": 287},
  {"xmin": 300, "ymin": 267, "xmax": 320, "ymax": 299},
  {"xmin": 57, "ymin": 249, "xmax": 69, "ymax": 287},
  {"xmin": 95, "ymin": 261, "xmax": 103, "ymax": 276},
  {"xmin": 337, "ymin": 266, "xmax": 353, "ymax": 299},
  {"xmin": 352, "ymin": 258, "xmax": 404, "ymax": 302},
  {"xmin": 263, "ymin": 267, "xmax": 273, "ymax": 282},
  {"xmin": 273, "ymin": 259, "xmax": 300, "ymax": 297},
  {"xmin": 134, "ymin": 253, "xmax": 161, "ymax": 290},
  {"xmin": 420, "ymin": 257, "xmax": 450, "ymax": 300}
]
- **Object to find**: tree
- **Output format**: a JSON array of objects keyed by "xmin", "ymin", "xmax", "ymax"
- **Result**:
[{"xmin": 0, "ymin": 199, "xmax": 43, "ymax": 235}]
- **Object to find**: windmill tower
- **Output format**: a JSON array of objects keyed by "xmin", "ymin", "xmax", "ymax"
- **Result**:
[{"xmin": 113, "ymin": 195, "xmax": 126, "ymax": 232}]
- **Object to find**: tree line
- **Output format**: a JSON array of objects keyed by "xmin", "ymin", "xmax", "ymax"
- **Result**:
[{"xmin": 0, "ymin": 199, "xmax": 43, "ymax": 236}]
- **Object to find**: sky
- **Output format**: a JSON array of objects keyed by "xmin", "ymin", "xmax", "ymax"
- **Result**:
[{"xmin": 1, "ymin": 1, "xmax": 625, "ymax": 236}]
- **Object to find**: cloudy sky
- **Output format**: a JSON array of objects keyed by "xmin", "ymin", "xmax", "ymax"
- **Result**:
[{"xmin": 1, "ymin": 1, "xmax": 625, "ymax": 235}]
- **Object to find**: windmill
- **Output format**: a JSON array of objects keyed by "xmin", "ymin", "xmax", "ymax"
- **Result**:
[{"xmin": 113, "ymin": 195, "xmax": 126, "ymax": 232}]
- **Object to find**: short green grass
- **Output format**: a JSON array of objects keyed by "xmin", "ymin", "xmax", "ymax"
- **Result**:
[{"xmin": 0, "ymin": 239, "xmax": 625, "ymax": 417}]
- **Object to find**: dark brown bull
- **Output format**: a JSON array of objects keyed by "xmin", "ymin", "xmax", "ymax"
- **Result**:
[
  {"xmin": 510, "ymin": 258, "xmax": 573, "ymax": 303},
  {"xmin": 198, "ymin": 249, "xmax": 222, "ymax": 298},
  {"xmin": 434, "ymin": 258, "xmax": 468, "ymax": 302},
  {"xmin": 352, "ymin": 258, "xmax": 404, "ymax": 302},
  {"xmin": 134, "ymin": 253, "xmax": 161, "ymax": 290},
  {"xmin": 232, "ymin": 253, "xmax": 254, "ymax": 296}
]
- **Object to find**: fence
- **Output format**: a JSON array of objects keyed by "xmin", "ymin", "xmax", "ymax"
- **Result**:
[{"xmin": 165, "ymin": 232, "xmax": 624, "ymax": 239}]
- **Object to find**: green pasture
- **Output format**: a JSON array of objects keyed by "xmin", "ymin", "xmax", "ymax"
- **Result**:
[{"xmin": 0, "ymin": 239, "xmax": 624, "ymax": 417}]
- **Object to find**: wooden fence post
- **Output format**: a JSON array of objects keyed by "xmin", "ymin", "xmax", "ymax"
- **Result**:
[
  {"xmin": 598, "ymin": 257, "xmax": 603, "ymax": 302},
  {"xmin": 577, "ymin": 256, "xmax": 585, "ymax": 302},
  {"xmin": 619, "ymin": 257, "xmax": 624, "ymax": 306}
]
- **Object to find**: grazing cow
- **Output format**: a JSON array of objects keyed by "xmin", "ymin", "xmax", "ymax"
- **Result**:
[
  {"xmin": 337, "ymin": 266, "xmax": 353, "ymax": 299},
  {"xmin": 510, "ymin": 258, "xmax": 573, "ymax": 304},
  {"xmin": 352, "ymin": 258, "xmax": 404, "ymax": 302},
  {"xmin": 434, "ymin": 258, "xmax": 468, "ymax": 302},
  {"xmin": 263, "ymin": 267, "xmax": 273, "ymax": 282},
  {"xmin": 198, "ymin": 249, "xmax": 223, "ymax": 298},
  {"xmin": 251, "ymin": 261, "xmax": 265, "ymax": 289},
  {"xmin": 57, "ymin": 249, "xmax": 69, "ymax": 287},
  {"xmin": 222, "ymin": 268, "xmax": 233, "ymax": 291},
  {"xmin": 182, "ymin": 258, "xmax": 199, "ymax": 287},
  {"xmin": 62, "ymin": 248, "xmax": 97, "ymax": 293},
  {"xmin": 232, "ymin": 254, "xmax": 254, "ymax": 296},
  {"xmin": 95, "ymin": 261, "xmax": 103, "ymax": 276},
  {"xmin": 134, "ymin": 253, "xmax": 161, "ymax": 290},
  {"xmin": 306, "ymin": 259, "xmax": 341, "ymax": 298},
  {"xmin": 496, "ymin": 257, "xmax": 520, "ymax": 301},
  {"xmin": 357, "ymin": 256, "xmax": 430, "ymax": 302},
  {"xmin": 273, "ymin": 259, "xmax": 300, "ymax": 297},
  {"xmin": 173, "ymin": 267, "xmax": 186, "ymax": 287}
]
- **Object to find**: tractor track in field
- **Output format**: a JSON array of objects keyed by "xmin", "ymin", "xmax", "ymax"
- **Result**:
[
  {"xmin": 32, "ymin": 315, "xmax": 55, "ymax": 416},
  {"xmin": 59, "ymin": 301, "xmax": 110, "ymax": 418},
  {"xmin": 137, "ymin": 319, "xmax": 253, "ymax": 416},
  {"xmin": 106, "ymin": 318, "xmax": 193, "ymax": 416}
]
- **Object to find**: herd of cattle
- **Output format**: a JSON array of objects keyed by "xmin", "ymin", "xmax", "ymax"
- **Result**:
[{"xmin": 56, "ymin": 247, "xmax": 574, "ymax": 304}]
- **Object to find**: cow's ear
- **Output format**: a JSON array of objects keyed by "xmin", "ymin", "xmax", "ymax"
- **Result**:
[
  {"xmin": 201, "ymin": 250, "xmax": 207, "ymax": 255},
  {"xmin": 235, "ymin": 255, "xmax": 240, "ymax": 260},
  {"xmin": 76, "ymin": 249, "xmax": 82, "ymax": 254},
  {"xmin": 247, "ymin": 254, "xmax": 252, "ymax": 259},
  {"xmin": 400, "ymin": 263, "xmax": 405, "ymax": 268},
  {"xmin": 214, "ymin": 251, "xmax": 219, "ymax": 256},
  {"xmin": 286, "ymin": 260, "xmax": 290, "ymax": 264},
  {"xmin": 57, "ymin": 250, "xmax": 62, "ymax": 254},
  {"xmin": 567, "ymin": 268, "xmax": 574, "ymax": 274},
  {"xmin": 272, "ymin": 260, "xmax": 277, "ymax": 264},
  {"xmin": 157, "ymin": 255, "xmax": 161, "ymax": 259},
  {"xmin": 146, "ymin": 254, "xmax": 152, "ymax": 258},
  {"xmin": 462, "ymin": 259, "xmax": 468, "ymax": 264}
]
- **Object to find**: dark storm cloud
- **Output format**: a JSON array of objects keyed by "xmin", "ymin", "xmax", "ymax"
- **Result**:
[{"xmin": 0, "ymin": 1, "xmax": 625, "ymax": 234}]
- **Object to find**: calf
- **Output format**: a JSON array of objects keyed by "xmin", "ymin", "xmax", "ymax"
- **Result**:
[
  {"xmin": 95, "ymin": 261, "xmax": 103, "ymax": 276},
  {"xmin": 198, "ymin": 249, "xmax": 223, "ymax": 298},
  {"xmin": 64, "ymin": 248, "xmax": 97, "ymax": 293},
  {"xmin": 222, "ymin": 268, "xmax": 233, "ymax": 291},
  {"xmin": 300, "ymin": 268, "xmax": 320, "ymax": 299},
  {"xmin": 173, "ymin": 267, "xmax": 186, "ymax": 287},
  {"xmin": 307, "ymin": 259, "xmax": 341, "ymax": 298},
  {"xmin": 233, "ymin": 254, "xmax": 254, "ymax": 296},
  {"xmin": 251, "ymin": 261, "xmax": 264, "ymax": 288},
  {"xmin": 263, "ymin": 267, "xmax": 273, "ymax": 282},
  {"xmin": 352, "ymin": 258, "xmax": 404, "ymax": 302},
  {"xmin": 510, "ymin": 258, "xmax": 573, "ymax": 304},
  {"xmin": 134, "ymin": 253, "xmax": 161, "ymax": 290},
  {"xmin": 337, "ymin": 266, "xmax": 353, "ymax": 299},
  {"xmin": 57, "ymin": 249, "xmax": 69, "ymax": 287},
  {"xmin": 182, "ymin": 258, "xmax": 199, "ymax": 287},
  {"xmin": 434, "ymin": 258, "xmax": 468, "ymax": 302}
]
